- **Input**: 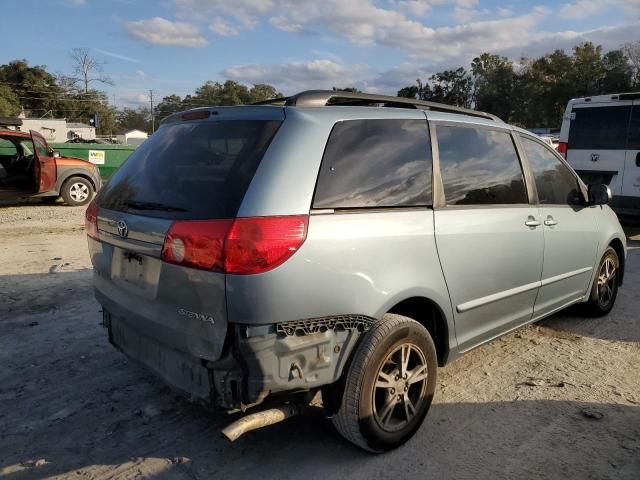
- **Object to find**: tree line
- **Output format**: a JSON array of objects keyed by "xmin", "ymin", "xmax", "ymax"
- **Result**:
[
  {"xmin": 1, "ymin": 41, "xmax": 639, "ymax": 137},
  {"xmin": 398, "ymin": 41, "xmax": 640, "ymax": 127},
  {"xmin": 0, "ymin": 50, "xmax": 282, "ymax": 136}
]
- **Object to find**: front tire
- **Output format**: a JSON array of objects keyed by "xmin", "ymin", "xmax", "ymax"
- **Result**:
[
  {"xmin": 583, "ymin": 246, "xmax": 619, "ymax": 317},
  {"xmin": 60, "ymin": 177, "xmax": 94, "ymax": 206},
  {"xmin": 331, "ymin": 314, "xmax": 437, "ymax": 452}
]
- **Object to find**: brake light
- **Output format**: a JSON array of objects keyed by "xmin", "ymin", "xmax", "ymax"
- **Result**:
[
  {"xmin": 161, "ymin": 215, "xmax": 308, "ymax": 274},
  {"xmin": 85, "ymin": 200, "xmax": 99, "ymax": 239},
  {"xmin": 162, "ymin": 219, "xmax": 232, "ymax": 271},
  {"xmin": 557, "ymin": 141, "xmax": 568, "ymax": 158}
]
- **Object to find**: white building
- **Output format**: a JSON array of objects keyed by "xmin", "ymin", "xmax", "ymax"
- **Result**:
[
  {"xmin": 117, "ymin": 129, "xmax": 148, "ymax": 146},
  {"xmin": 17, "ymin": 118, "xmax": 96, "ymax": 143},
  {"xmin": 66, "ymin": 122, "xmax": 96, "ymax": 141}
]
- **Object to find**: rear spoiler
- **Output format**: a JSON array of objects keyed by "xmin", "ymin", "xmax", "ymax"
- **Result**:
[{"xmin": 0, "ymin": 117, "xmax": 22, "ymax": 128}]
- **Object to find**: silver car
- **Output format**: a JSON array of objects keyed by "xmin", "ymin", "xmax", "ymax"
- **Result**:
[{"xmin": 86, "ymin": 90, "xmax": 626, "ymax": 452}]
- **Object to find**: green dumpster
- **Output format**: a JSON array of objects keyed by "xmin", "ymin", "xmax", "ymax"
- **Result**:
[{"xmin": 51, "ymin": 143, "xmax": 136, "ymax": 179}]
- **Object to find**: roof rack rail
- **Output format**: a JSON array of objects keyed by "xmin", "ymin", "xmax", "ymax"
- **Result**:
[{"xmin": 255, "ymin": 90, "xmax": 500, "ymax": 121}]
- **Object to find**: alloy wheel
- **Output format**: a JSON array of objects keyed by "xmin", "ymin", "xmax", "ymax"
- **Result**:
[
  {"xmin": 597, "ymin": 256, "xmax": 617, "ymax": 308},
  {"xmin": 372, "ymin": 343, "xmax": 429, "ymax": 432},
  {"xmin": 69, "ymin": 182, "xmax": 90, "ymax": 202}
]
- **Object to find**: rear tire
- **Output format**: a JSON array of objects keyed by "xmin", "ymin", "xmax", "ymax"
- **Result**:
[
  {"xmin": 331, "ymin": 314, "xmax": 437, "ymax": 452},
  {"xmin": 583, "ymin": 246, "xmax": 619, "ymax": 317},
  {"xmin": 61, "ymin": 177, "xmax": 94, "ymax": 206}
]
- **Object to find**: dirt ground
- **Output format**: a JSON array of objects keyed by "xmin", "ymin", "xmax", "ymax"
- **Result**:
[{"xmin": 1, "ymin": 202, "xmax": 639, "ymax": 480}]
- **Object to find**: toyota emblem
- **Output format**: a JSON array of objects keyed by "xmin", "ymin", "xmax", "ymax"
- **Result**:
[{"xmin": 117, "ymin": 220, "xmax": 128, "ymax": 238}]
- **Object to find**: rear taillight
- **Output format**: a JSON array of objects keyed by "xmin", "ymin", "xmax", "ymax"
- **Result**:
[
  {"xmin": 557, "ymin": 141, "xmax": 568, "ymax": 158},
  {"xmin": 162, "ymin": 219, "xmax": 232, "ymax": 271},
  {"xmin": 161, "ymin": 215, "xmax": 308, "ymax": 274},
  {"xmin": 85, "ymin": 200, "xmax": 99, "ymax": 239}
]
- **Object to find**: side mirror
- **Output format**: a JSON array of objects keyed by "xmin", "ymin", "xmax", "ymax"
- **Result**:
[
  {"xmin": 52, "ymin": 151, "xmax": 61, "ymax": 159},
  {"xmin": 588, "ymin": 184, "xmax": 611, "ymax": 205}
]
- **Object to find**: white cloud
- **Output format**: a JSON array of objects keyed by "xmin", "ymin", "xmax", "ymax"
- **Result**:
[
  {"xmin": 223, "ymin": 59, "xmax": 367, "ymax": 95},
  {"xmin": 209, "ymin": 16, "xmax": 239, "ymax": 36},
  {"xmin": 559, "ymin": 0, "xmax": 610, "ymax": 19},
  {"xmin": 496, "ymin": 7, "xmax": 512, "ymax": 17},
  {"xmin": 453, "ymin": 7, "xmax": 477, "ymax": 22},
  {"xmin": 169, "ymin": 1, "xmax": 553, "ymax": 62},
  {"xmin": 64, "ymin": 0, "xmax": 87, "ymax": 5},
  {"xmin": 120, "ymin": 93, "xmax": 150, "ymax": 107},
  {"xmin": 621, "ymin": 0, "xmax": 640, "ymax": 17},
  {"xmin": 126, "ymin": 17, "xmax": 207, "ymax": 47}
]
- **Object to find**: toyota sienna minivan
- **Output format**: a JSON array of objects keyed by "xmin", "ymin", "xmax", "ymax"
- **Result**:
[{"xmin": 87, "ymin": 90, "xmax": 626, "ymax": 452}]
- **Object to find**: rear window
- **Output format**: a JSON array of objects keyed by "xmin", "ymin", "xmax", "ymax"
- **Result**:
[
  {"xmin": 568, "ymin": 106, "xmax": 631, "ymax": 150},
  {"xmin": 313, "ymin": 119, "xmax": 432, "ymax": 209},
  {"xmin": 98, "ymin": 120, "xmax": 281, "ymax": 219}
]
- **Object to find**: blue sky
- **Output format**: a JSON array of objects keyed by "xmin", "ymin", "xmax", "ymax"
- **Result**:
[{"xmin": 2, "ymin": 0, "xmax": 639, "ymax": 108}]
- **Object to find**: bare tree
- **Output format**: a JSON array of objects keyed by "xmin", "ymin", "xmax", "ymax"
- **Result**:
[
  {"xmin": 622, "ymin": 41, "xmax": 640, "ymax": 86},
  {"xmin": 69, "ymin": 48, "xmax": 113, "ymax": 93}
]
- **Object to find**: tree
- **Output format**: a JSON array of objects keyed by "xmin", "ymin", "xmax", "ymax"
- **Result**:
[
  {"xmin": 0, "ymin": 84, "xmax": 20, "ymax": 116},
  {"xmin": 571, "ymin": 42, "xmax": 605, "ymax": 96},
  {"xmin": 398, "ymin": 69, "xmax": 473, "ymax": 107},
  {"xmin": 69, "ymin": 48, "xmax": 113, "ymax": 93},
  {"xmin": 622, "ymin": 41, "xmax": 640, "ymax": 86},
  {"xmin": 601, "ymin": 49, "xmax": 633, "ymax": 93},
  {"xmin": 397, "ymin": 84, "xmax": 420, "ymax": 99},
  {"xmin": 0, "ymin": 59, "xmax": 65, "ymax": 117},
  {"xmin": 471, "ymin": 53, "xmax": 515, "ymax": 120},
  {"xmin": 249, "ymin": 84, "xmax": 282, "ymax": 101},
  {"xmin": 154, "ymin": 94, "xmax": 184, "ymax": 121},
  {"xmin": 116, "ymin": 107, "xmax": 151, "ymax": 133}
]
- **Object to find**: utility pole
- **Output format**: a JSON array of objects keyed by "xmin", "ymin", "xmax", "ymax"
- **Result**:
[{"xmin": 149, "ymin": 89, "xmax": 155, "ymax": 133}]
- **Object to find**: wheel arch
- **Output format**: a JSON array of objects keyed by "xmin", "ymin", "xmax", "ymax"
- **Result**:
[
  {"xmin": 609, "ymin": 237, "xmax": 625, "ymax": 286},
  {"xmin": 385, "ymin": 296, "xmax": 453, "ymax": 367},
  {"xmin": 56, "ymin": 169, "xmax": 98, "ymax": 193}
]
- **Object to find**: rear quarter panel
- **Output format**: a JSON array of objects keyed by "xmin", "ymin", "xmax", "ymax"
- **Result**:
[{"xmin": 226, "ymin": 210, "xmax": 456, "ymax": 355}]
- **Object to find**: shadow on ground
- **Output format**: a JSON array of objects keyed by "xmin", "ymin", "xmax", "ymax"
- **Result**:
[{"xmin": 1, "ymin": 271, "xmax": 639, "ymax": 480}]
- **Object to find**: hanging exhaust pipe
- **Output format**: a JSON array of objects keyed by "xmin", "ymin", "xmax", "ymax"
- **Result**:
[{"xmin": 221, "ymin": 404, "xmax": 301, "ymax": 442}]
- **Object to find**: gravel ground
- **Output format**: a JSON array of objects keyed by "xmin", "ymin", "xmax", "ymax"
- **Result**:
[{"xmin": 0, "ymin": 203, "xmax": 639, "ymax": 480}]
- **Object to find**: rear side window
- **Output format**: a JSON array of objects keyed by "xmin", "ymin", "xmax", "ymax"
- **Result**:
[
  {"xmin": 628, "ymin": 106, "xmax": 640, "ymax": 150},
  {"xmin": 568, "ymin": 106, "xmax": 631, "ymax": 150},
  {"xmin": 98, "ymin": 120, "xmax": 281, "ymax": 219},
  {"xmin": 313, "ymin": 119, "xmax": 432, "ymax": 209},
  {"xmin": 437, "ymin": 125, "xmax": 528, "ymax": 205},
  {"xmin": 521, "ymin": 136, "xmax": 582, "ymax": 206}
]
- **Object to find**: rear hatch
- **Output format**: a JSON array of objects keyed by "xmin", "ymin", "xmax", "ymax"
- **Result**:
[
  {"xmin": 89, "ymin": 108, "xmax": 284, "ymax": 376},
  {"xmin": 566, "ymin": 104, "xmax": 631, "ymax": 195}
]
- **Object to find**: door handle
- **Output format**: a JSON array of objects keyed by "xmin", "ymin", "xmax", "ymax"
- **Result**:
[
  {"xmin": 636, "ymin": 152, "xmax": 640, "ymax": 167},
  {"xmin": 544, "ymin": 216, "xmax": 558, "ymax": 226},
  {"xmin": 525, "ymin": 217, "xmax": 541, "ymax": 227}
]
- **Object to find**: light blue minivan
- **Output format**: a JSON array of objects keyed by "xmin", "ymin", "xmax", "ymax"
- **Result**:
[{"xmin": 86, "ymin": 90, "xmax": 626, "ymax": 452}]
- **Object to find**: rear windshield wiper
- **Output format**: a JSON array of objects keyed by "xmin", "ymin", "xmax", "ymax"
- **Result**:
[{"xmin": 123, "ymin": 200, "xmax": 188, "ymax": 212}]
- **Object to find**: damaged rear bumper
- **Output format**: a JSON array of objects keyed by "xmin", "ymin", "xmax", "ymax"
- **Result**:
[{"xmin": 103, "ymin": 310, "xmax": 373, "ymax": 410}]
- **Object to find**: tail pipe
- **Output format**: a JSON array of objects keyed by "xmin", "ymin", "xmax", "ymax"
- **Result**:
[{"xmin": 221, "ymin": 404, "xmax": 300, "ymax": 442}]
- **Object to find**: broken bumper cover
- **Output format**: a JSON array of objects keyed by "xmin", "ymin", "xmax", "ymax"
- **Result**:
[
  {"xmin": 236, "ymin": 315, "xmax": 374, "ymax": 405},
  {"xmin": 104, "ymin": 310, "xmax": 374, "ymax": 409}
]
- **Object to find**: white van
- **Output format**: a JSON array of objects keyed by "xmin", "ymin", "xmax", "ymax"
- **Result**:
[{"xmin": 559, "ymin": 92, "xmax": 640, "ymax": 215}]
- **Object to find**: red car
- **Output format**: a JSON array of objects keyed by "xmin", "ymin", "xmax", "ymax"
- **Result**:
[{"xmin": 0, "ymin": 129, "xmax": 101, "ymax": 206}]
